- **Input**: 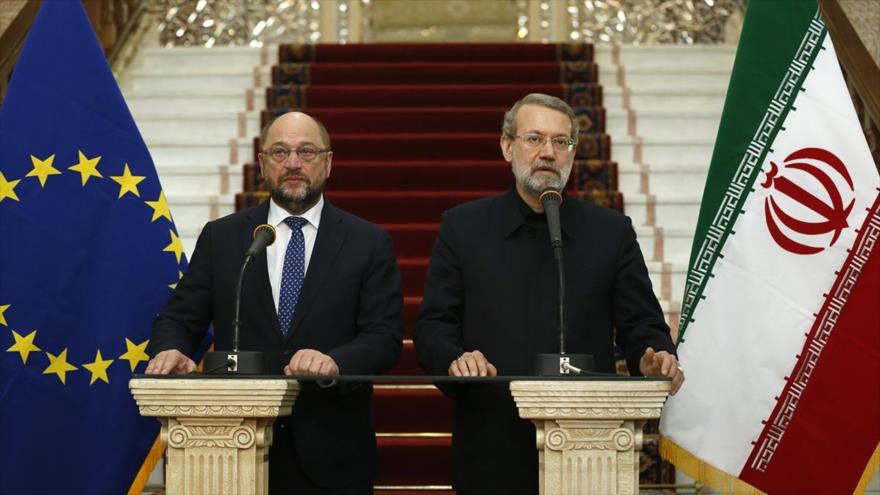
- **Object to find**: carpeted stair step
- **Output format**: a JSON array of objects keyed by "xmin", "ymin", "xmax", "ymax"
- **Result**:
[
  {"xmin": 386, "ymin": 340, "xmax": 424, "ymax": 376},
  {"xmin": 266, "ymin": 83, "xmax": 603, "ymax": 108},
  {"xmin": 384, "ymin": 224, "xmax": 440, "ymax": 259},
  {"xmin": 273, "ymin": 61, "xmax": 598, "ymax": 86},
  {"xmin": 375, "ymin": 436, "xmax": 452, "ymax": 486},
  {"xmin": 252, "ymin": 133, "xmax": 611, "ymax": 162},
  {"xmin": 398, "ymin": 258, "xmax": 430, "ymax": 297},
  {"xmin": 404, "ymin": 296, "xmax": 421, "ymax": 337},
  {"xmin": 242, "ymin": 160, "xmax": 615, "ymax": 196},
  {"xmin": 324, "ymin": 191, "xmax": 493, "ymax": 224},
  {"xmin": 279, "ymin": 43, "xmax": 593, "ymax": 63},
  {"xmin": 373, "ymin": 385, "xmax": 451, "ymax": 433},
  {"xmin": 261, "ymin": 106, "xmax": 606, "ymax": 134}
]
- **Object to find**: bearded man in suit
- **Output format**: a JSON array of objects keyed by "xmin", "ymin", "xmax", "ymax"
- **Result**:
[
  {"xmin": 413, "ymin": 93, "xmax": 684, "ymax": 495},
  {"xmin": 146, "ymin": 111, "xmax": 403, "ymax": 494}
]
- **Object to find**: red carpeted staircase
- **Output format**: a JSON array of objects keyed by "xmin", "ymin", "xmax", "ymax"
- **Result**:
[{"xmin": 237, "ymin": 43, "xmax": 629, "ymax": 493}]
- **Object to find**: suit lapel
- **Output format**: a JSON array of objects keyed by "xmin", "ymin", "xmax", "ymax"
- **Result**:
[
  {"xmin": 242, "ymin": 201, "xmax": 281, "ymax": 339},
  {"xmin": 285, "ymin": 200, "xmax": 346, "ymax": 341}
]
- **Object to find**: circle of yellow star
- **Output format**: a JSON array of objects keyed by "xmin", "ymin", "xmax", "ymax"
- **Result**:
[
  {"xmin": 6, "ymin": 329, "xmax": 40, "ymax": 364},
  {"xmin": 169, "ymin": 270, "xmax": 184, "ymax": 290},
  {"xmin": 82, "ymin": 349, "xmax": 114, "ymax": 385},
  {"xmin": 119, "ymin": 338, "xmax": 150, "ymax": 372},
  {"xmin": 0, "ymin": 304, "xmax": 9, "ymax": 326},
  {"xmin": 26, "ymin": 154, "xmax": 61, "ymax": 187},
  {"xmin": 110, "ymin": 163, "xmax": 146, "ymax": 198},
  {"xmin": 68, "ymin": 150, "xmax": 103, "ymax": 186},
  {"xmin": 146, "ymin": 191, "xmax": 172, "ymax": 222},
  {"xmin": 43, "ymin": 348, "xmax": 78, "ymax": 384},
  {"xmin": 0, "ymin": 172, "xmax": 21, "ymax": 202},
  {"xmin": 163, "ymin": 229, "xmax": 186, "ymax": 264}
]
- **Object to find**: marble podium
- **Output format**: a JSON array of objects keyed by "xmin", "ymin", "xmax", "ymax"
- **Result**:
[
  {"xmin": 129, "ymin": 377, "xmax": 299, "ymax": 495},
  {"xmin": 510, "ymin": 379, "xmax": 671, "ymax": 495}
]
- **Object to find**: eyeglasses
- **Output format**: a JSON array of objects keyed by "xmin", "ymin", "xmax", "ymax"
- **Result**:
[
  {"xmin": 261, "ymin": 145, "xmax": 330, "ymax": 163},
  {"xmin": 513, "ymin": 134, "xmax": 577, "ymax": 153}
]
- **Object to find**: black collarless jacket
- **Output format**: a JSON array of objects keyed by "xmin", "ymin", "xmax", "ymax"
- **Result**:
[
  {"xmin": 148, "ymin": 199, "xmax": 404, "ymax": 487},
  {"xmin": 413, "ymin": 186, "xmax": 675, "ymax": 494}
]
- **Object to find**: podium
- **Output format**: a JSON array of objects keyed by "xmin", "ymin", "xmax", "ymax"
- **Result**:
[
  {"xmin": 130, "ymin": 375, "xmax": 667, "ymax": 495},
  {"xmin": 129, "ymin": 377, "xmax": 299, "ymax": 495},
  {"xmin": 511, "ymin": 379, "xmax": 671, "ymax": 495}
]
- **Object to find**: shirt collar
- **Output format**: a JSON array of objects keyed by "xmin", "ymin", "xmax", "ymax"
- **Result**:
[{"xmin": 267, "ymin": 195, "xmax": 324, "ymax": 230}]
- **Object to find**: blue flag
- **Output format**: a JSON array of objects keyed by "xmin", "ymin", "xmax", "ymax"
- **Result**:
[{"xmin": 0, "ymin": 2, "xmax": 186, "ymax": 493}]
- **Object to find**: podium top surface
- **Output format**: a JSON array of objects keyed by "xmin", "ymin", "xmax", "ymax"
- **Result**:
[{"xmin": 131, "ymin": 373, "xmax": 670, "ymax": 382}]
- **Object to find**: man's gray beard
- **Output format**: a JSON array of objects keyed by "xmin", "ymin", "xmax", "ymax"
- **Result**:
[
  {"xmin": 516, "ymin": 161, "xmax": 572, "ymax": 197},
  {"xmin": 270, "ymin": 182, "xmax": 323, "ymax": 214}
]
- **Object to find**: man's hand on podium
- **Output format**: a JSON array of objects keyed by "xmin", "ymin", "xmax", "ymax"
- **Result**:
[
  {"xmin": 639, "ymin": 347, "xmax": 685, "ymax": 395},
  {"xmin": 145, "ymin": 350, "xmax": 197, "ymax": 375},
  {"xmin": 449, "ymin": 350, "xmax": 498, "ymax": 377},
  {"xmin": 284, "ymin": 349, "xmax": 339, "ymax": 376}
]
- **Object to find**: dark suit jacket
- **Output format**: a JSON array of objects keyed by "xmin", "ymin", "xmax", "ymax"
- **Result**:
[
  {"xmin": 412, "ymin": 186, "xmax": 676, "ymax": 494},
  {"xmin": 148, "ymin": 199, "xmax": 404, "ymax": 487}
]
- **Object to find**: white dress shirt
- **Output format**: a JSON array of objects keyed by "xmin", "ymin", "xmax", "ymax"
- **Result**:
[{"xmin": 266, "ymin": 195, "xmax": 324, "ymax": 312}]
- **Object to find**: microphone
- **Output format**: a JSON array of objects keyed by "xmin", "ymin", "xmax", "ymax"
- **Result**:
[
  {"xmin": 533, "ymin": 188, "xmax": 595, "ymax": 376},
  {"xmin": 204, "ymin": 224, "xmax": 275, "ymax": 375},
  {"xmin": 246, "ymin": 223, "xmax": 276, "ymax": 258},
  {"xmin": 539, "ymin": 189, "xmax": 563, "ymax": 250}
]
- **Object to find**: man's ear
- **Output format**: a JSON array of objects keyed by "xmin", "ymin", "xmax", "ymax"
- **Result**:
[
  {"xmin": 325, "ymin": 151, "xmax": 333, "ymax": 179},
  {"xmin": 257, "ymin": 153, "xmax": 266, "ymax": 178},
  {"xmin": 500, "ymin": 135, "xmax": 514, "ymax": 162}
]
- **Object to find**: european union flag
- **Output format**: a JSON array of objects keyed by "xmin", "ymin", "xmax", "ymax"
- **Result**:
[{"xmin": 0, "ymin": 2, "xmax": 185, "ymax": 493}]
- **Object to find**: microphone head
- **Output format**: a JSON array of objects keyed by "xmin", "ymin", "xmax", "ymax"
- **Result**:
[
  {"xmin": 539, "ymin": 188, "xmax": 563, "ymax": 206},
  {"xmin": 252, "ymin": 223, "xmax": 276, "ymax": 246}
]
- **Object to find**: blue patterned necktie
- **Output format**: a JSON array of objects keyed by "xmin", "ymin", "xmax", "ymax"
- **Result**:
[{"xmin": 278, "ymin": 216, "xmax": 308, "ymax": 336}]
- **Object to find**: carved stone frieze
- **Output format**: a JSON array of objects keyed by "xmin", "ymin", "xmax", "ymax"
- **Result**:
[
  {"xmin": 130, "ymin": 378, "xmax": 299, "ymax": 495},
  {"xmin": 510, "ymin": 380, "xmax": 668, "ymax": 495}
]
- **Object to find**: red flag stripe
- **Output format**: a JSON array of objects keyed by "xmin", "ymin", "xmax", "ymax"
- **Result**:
[{"xmin": 740, "ymin": 190, "xmax": 880, "ymax": 493}]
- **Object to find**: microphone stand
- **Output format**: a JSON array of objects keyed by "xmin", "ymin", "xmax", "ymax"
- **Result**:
[
  {"xmin": 204, "ymin": 225, "xmax": 276, "ymax": 374},
  {"xmin": 533, "ymin": 189, "xmax": 595, "ymax": 376}
]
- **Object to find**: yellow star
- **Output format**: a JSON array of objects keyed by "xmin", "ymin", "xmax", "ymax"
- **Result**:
[
  {"xmin": 145, "ymin": 191, "xmax": 172, "ymax": 222},
  {"xmin": 6, "ymin": 329, "xmax": 40, "ymax": 364},
  {"xmin": 0, "ymin": 304, "xmax": 9, "ymax": 326},
  {"xmin": 163, "ymin": 229, "xmax": 185, "ymax": 264},
  {"xmin": 119, "ymin": 337, "xmax": 150, "ymax": 372},
  {"xmin": 67, "ymin": 151, "xmax": 103, "ymax": 186},
  {"xmin": 82, "ymin": 350, "xmax": 114, "ymax": 385},
  {"xmin": 169, "ymin": 270, "xmax": 184, "ymax": 289},
  {"xmin": 110, "ymin": 164, "xmax": 146, "ymax": 198},
  {"xmin": 43, "ymin": 348, "xmax": 78, "ymax": 384},
  {"xmin": 0, "ymin": 172, "xmax": 21, "ymax": 202},
  {"xmin": 25, "ymin": 154, "xmax": 61, "ymax": 187}
]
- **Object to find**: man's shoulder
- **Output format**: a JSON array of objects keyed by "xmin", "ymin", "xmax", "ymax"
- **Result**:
[
  {"xmin": 443, "ymin": 193, "xmax": 503, "ymax": 223},
  {"xmin": 328, "ymin": 203, "xmax": 388, "ymax": 239}
]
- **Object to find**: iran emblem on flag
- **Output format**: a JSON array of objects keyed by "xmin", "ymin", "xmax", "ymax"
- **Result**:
[{"xmin": 659, "ymin": 1, "xmax": 879, "ymax": 494}]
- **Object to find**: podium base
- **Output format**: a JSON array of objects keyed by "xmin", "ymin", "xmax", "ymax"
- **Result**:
[
  {"xmin": 533, "ymin": 353, "xmax": 594, "ymax": 376},
  {"xmin": 204, "ymin": 351, "xmax": 265, "ymax": 374}
]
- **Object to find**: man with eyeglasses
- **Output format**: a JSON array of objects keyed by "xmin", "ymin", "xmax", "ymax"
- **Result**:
[
  {"xmin": 413, "ymin": 93, "xmax": 683, "ymax": 495},
  {"xmin": 146, "ymin": 111, "xmax": 404, "ymax": 494}
]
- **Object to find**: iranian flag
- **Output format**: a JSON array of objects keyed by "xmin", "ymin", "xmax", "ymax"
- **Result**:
[{"xmin": 659, "ymin": 0, "xmax": 880, "ymax": 494}]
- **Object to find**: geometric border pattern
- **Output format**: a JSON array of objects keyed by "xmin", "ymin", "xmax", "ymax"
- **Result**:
[{"xmin": 678, "ymin": 10, "xmax": 827, "ymax": 337}]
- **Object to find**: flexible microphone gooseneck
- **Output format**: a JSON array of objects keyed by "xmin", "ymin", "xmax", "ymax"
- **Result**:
[
  {"xmin": 533, "ymin": 189, "xmax": 595, "ymax": 376},
  {"xmin": 539, "ymin": 189, "xmax": 566, "ymax": 355},
  {"xmin": 233, "ymin": 224, "xmax": 277, "ymax": 351},
  {"xmin": 204, "ymin": 224, "xmax": 276, "ymax": 374}
]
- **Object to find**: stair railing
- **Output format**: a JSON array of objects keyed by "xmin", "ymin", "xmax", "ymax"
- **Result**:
[{"xmin": 819, "ymin": 0, "xmax": 880, "ymax": 171}]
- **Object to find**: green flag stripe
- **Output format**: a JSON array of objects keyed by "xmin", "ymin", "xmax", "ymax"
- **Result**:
[{"xmin": 678, "ymin": 7, "xmax": 827, "ymax": 340}]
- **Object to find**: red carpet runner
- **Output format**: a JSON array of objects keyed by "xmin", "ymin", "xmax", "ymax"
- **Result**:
[{"xmin": 235, "ymin": 43, "xmax": 670, "ymax": 492}]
